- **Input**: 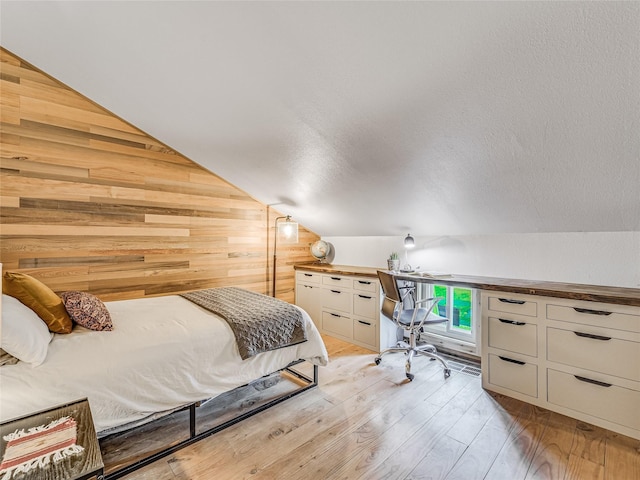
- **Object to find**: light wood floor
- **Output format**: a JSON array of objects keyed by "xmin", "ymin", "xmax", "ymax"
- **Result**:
[{"xmin": 124, "ymin": 335, "xmax": 639, "ymax": 480}]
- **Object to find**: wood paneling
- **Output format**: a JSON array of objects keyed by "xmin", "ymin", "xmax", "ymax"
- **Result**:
[{"xmin": 0, "ymin": 48, "xmax": 319, "ymax": 303}]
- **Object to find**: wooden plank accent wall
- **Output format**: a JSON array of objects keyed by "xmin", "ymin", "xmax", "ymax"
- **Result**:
[{"xmin": 0, "ymin": 48, "xmax": 319, "ymax": 303}]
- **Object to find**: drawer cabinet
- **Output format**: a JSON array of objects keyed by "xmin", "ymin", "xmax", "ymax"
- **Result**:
[
  {"xmin": 354, "ymin": 318, "xmax": 377, "ymax": 346},
  {"xmin": 487, "ymin": 294, "xmax": 538, "ymax": 317},
  {"xmin": 548, "ymin": 369, "xmax": 640, "ymax": 431},
  {"xmin": 487, "ymin": 354, "xmax": 538, "ymax": 398},
  {"xmin": 322, "ymin": 311, "xmax": 353, "ymax": 338},
  {"xmin": 487, "ymin": 316, "xmax": 537, "ymax": 357},
  {"xmin": 353, "ymin": 278, "xmax": 377, "ymax": 293},
  {"xmin": 353, "ymin": 292, "xmax": 378, "ymax": 319},
  {"xmin": 547, "ymin": 303, "xmax": 640, "ymax": 333},
  {"xmin": 322, "ymin": 287, "xmax": 351, "ymax": 314},
  {"xmin": 482, "ymin": 290, "xmax": 640, "ymax": 440},
  {"xmin": 296, "ymin": 269, "xmax": 397, "ymax": 352}
]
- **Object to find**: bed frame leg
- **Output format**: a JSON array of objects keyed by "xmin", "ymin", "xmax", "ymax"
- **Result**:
[{"xmin": 189, "ymin": 403, "xmax": 196, "ymax": 438}]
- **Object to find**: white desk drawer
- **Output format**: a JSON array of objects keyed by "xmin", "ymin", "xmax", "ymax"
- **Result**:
[
  {"xmin": 487, "ymin": 295, "xmax": 538, "ymax": 317},
  {"xmin": 322, "ymin": 311, "xmax": 352, "ymax": 338},
  {"xmin": 323, "ymin": 275, "xmax": 350, "ymax": 288},
  {"xmin": 547, "ymin": 327, "xmax": 640, "ymax": 382},
  {"xmin": 322, "ymin": 288, "xmax": 351, "ymax": 313},
  {"xmin": 353, "ymin": 278, "xmax": 378, "ymax": 293},
  {"xmin": 354, "ymin": 318, "xmax": 377, "ymax": 347},
  {"xmin": 547, "ymin": 303, "xmax": 640, "ymax": 333},
  {"xmin": 353, "ymin": 293, "xmax": 378, "ymax": 319},
  {"xmin": 548, "ymin": 369, "xmax": 640, "ymax": 430},
  {"xmin": 488, "ymin": 316, "xmax": 538, "ymax": 357},
  {"xmin": 488, "ymin": 354, "xmax": 538, "ymax": 398},
  {"xmin": 296, "ymin": 271, "xmax": 321, "ymax": 284}
]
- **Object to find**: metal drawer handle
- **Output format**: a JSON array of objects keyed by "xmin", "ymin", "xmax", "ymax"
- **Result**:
[
  {"xmin": 358, "ymin": 320, "xmax": 371, "ymax": 326},
  {"xmin": 574, "ymin": 375, "xmax": 612, "ymax": 388},
  {"xmin": 358, "ymin": 281, "xmax": 372, "ymax": 285},
  {"xmin": 498, "ymin": 356, "xmax": 526, "ymax": 365},
  {"xmin": 573, "ymin": 307, "xmax": 612, "ymax": 316},
  {"xmin": 498, "ymin": 298, "xmax": 526, "ymax": 305},
  {"xmin": 330, "ymin": 290, "xmax": 341, "ymax": 294},
  {"xmin": 574, "ymin": 331, "xmax": 612, "ymax": 341},
  {"xmin": 358, "ymin": 295, "xmax": 372, "ymax": 299},
  {"xmin": 330, "ymin": 313, "xmax": 341, "ymax": 318},
  {"xmin": 498, "ymin": 318, "xmax": 526, "ymax": 326},
  {"xmin": 330, "ymin": 277, "xmax": 342, "ymax": 281}
]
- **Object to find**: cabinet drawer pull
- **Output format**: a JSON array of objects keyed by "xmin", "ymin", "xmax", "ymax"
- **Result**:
[
  {"xmin": 574, "ymin": 375, "xmax": 612, "ymax": 388},
  {"xmin": 330, "ymin": 312, "xmax": 341, "ymax": 318},
  {"xmin": 498, "ymin": 318, "xmax": 526, "ymax": 326},
  {"xmin": 330, "ymin": 277, "xmax": 342, "ymax": 281},
  {"xmin": 574, "ymin": 331, "xmax": 612, "ymax": 341},
  {"xmin": 358, "ymin": 294, "xmax": 372, "ymax": 299},
  {"xmin": 358, "ymin": 280, "xmax": 372, "ymax": 285},
  {"xmin": 498, "ymin": 356, "xmax": 526, "ymax": 365},
  {"xmin": 330, "ymin": 290, "xmax": 341, "ymax": 294},
  {"xmin": 498, "ymin": 298, "xmax": 525, "ymax": 305},
  {"xmin": 358, "ymin": 320, "xmax": 371, "ymax": 326},
  {"xmin": 573, "ymin": 307, "xmax": 612, "ymax": 316},
  {"xmin": 304, "ymin": 273, "xmax": 313, "ymax": 277}
]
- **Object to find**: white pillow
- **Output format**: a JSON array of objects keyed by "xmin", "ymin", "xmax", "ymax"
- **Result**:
[{"xmin": 1, "ymin": 294, "xmax": 53, "ymax": 366}]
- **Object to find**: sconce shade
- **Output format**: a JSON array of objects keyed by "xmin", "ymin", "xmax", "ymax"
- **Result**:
[
  {"xmin": 277, "ymin": 219, "xmax": 298, "ymax": 243},
  {"xmin": 272, "ymin": 215, "xmax": 298, "ymax": 297},
  {"xmin": 404, "ymin": 233, "xmax": 415, "ymax": 249}
]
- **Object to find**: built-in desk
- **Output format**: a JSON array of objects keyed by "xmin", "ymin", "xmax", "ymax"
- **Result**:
[
  {"xmin": 295, "ymin": 263, "xmax": 640, "ymax": 440},
  {"xmin": 296, "ymin": 264, "xmax": 640, "ymax": 307},
  {"xmin": 390, "ymin": 271, "xmax": 640, "ymax": 307}
]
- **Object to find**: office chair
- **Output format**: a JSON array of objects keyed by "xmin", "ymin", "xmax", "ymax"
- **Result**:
[{"xmin": 376, "ymin": 270, "xmax": 451, "ymax": 381}]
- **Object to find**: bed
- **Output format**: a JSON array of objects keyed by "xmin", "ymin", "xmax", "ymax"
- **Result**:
[{"xmin": 0, "ymin": 282, "xmax": 328, "ymax": 479}]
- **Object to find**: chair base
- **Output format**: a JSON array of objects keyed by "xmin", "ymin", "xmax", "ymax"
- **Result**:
[{"xmin": 375, "ymin": 339, "xmax": 451, "ymax": 381}]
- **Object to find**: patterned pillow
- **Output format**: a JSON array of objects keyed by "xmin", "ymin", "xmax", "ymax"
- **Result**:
[{"xmin": 61, "ymin": 291, "xmax": 113, "ymax": 331}]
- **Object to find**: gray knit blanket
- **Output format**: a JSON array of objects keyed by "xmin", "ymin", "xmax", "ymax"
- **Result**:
[{"xmin": 180, "ymin": 287, "xmax": 307, "ymax": 360}]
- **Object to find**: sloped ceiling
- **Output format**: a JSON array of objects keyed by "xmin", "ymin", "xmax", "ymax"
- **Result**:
[{"xmin": 1, "ymin": 1, "xmax": 638, "ymax": 237}]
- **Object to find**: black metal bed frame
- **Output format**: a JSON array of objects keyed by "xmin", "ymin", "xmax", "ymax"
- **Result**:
[{"xmin": 101, "ymin": 361, "xmax": 318, "ymax": 480}]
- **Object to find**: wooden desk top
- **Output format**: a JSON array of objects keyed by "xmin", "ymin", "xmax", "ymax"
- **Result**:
[{"xmin": 294, "ymin": 263, "xmax": 640, "ymax": 307}]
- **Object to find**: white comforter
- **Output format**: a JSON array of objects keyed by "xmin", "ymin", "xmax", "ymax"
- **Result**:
[{"xmin": 0, "ymin": 295, "xmax": 328, "ymax": 434}]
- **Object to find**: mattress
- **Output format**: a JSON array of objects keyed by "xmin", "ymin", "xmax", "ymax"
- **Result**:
[{"xmin": 0, "ymin": 295, "xmax": 328, "ymax": 434}]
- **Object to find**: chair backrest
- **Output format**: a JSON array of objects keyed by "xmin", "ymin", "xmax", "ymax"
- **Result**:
[
  {"xmin": 377, "ymin": 270, "xmax": 401, "ymax": 302},
  {"xmin": 377, "ymin": 271, "xmax": 401, "ymax": 321}
]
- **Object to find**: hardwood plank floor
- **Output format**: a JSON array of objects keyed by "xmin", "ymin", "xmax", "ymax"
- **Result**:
[{"xmin": 122, "ymin": 335, "xmax": 639, "ymax": 480}]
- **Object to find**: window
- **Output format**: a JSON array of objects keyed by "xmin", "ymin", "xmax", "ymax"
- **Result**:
[{"xmin": 415, "ymin": 283, "xmax": 478, "ymax": 347}]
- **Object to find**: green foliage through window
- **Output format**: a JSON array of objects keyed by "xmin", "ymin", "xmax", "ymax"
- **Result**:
[{"xmin": 434, "ymin": 285, "xmax": 472, "ymax": 331}]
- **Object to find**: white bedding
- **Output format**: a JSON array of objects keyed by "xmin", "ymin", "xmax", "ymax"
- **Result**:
[{"xmin": 0, "ymin": 295, "xmax": 328, "ymax": 434}]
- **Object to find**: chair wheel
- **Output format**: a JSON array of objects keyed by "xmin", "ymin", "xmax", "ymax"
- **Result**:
[
  {"xmin": 374, "ymin": 357, "xmax": 381, "ymax": 365},
  {"xmin": 444, "ymin": 368, "xmax": 451, "ymax": 379},
  {"xmin": 406, "ymin": 373, "xmax": 414, "ymax": 381}
]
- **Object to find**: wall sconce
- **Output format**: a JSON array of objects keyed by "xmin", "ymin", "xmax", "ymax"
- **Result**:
[{"xmin": 272, "ymin": 215, "xmax": 298, "ymax": 297}]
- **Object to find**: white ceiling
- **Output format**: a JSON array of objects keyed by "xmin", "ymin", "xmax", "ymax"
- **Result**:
[{"xmin": 1, "ymin": 1, "xmax": 639, "ymax": 237}]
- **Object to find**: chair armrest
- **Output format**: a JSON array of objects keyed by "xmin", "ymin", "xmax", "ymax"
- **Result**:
[{"xmin": 411, "ymin": 297, "xmax": 446, "ymax": 329}]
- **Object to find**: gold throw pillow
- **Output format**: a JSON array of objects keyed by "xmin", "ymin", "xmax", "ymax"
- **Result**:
[{"xmin": 2, "ymin": 271, "xmax": 73, "ymax": 334}]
